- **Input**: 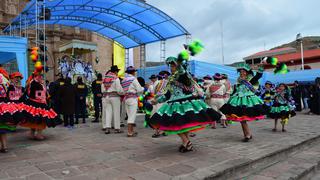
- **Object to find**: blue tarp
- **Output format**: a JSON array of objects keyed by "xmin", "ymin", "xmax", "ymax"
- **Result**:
[
  {"xmin": 0, "ymin": 36, "xmax": 28, "ymax": 86},
  {"xmin": 6, "ymin": 0, "xmax": 189, "ymax": 49},
  {"xmin": 261, "ymin": 69, "xmax": 320, "ymax": 85},
  {"xmin": 138, "ymin": 60, "xmax": 320, "ymax": 85}
]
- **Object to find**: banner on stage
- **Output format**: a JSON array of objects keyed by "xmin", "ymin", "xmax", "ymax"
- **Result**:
[{"xmin": 113, "ymin": 42, "xmax": 125, "ymax": 77}]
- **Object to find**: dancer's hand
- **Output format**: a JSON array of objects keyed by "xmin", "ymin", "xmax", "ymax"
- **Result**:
[{"xmin": 151, "ymin": 99, "xmax": 157, "ymax": 105}]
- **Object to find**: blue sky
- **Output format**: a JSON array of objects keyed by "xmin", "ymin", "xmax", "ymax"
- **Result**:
[{"xmin": 146, "ymin": 0, "xmax": 320, "ymax": 64}]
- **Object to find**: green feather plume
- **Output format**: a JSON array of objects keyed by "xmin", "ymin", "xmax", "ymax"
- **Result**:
[
  {"xmin": 263, "ymin": 57, "xmax": 278, "ymax": 66},
  {"xmin": 274, "ymin": 63, "xmax": 289, "ymax": 74},
  {"xmin": 188, "ymin": 40, "xmax": 204, "ymax": 56},
  {"xmin": 178, "ymin": 50, "xmax": 190, "ymax": 62}
]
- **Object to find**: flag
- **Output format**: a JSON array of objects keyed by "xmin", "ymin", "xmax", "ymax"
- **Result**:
[{"xmin": 113, "ymin": 42, "xmax": 125, "ymax": 77}]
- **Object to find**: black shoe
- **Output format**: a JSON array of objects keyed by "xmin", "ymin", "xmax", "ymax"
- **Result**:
[
  {"xmin": 152, "ymin": 133, "xmax": 160, "ymax": 138},
  {"xmin": 120, "ymin": 124, "xmax": 125, "ymax": 127},
  {"xmin": 0, "ymin": 148, "xmax": 8, "ymax": 153},
  {"xmin": 242, "ymin": 135, "xmax": 253, "ymax": 142},
  {"xmin": 92, "ymin": 120, "xmax": 99, "ymax": 123},
  {"xmin": 179, "ymin": 141, "xmax": 193, "ymax": 153},
  {"xmin": 102, "ymin": 128, "xmax": 106, "ymax": 131},
  {"xmin": 75, "ymin": 121, "xmax": 79, "ymax": 124}
]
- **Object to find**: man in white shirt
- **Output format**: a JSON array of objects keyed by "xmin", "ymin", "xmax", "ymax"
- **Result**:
[
  {"xmin": 121, "ymin": 66, "xmax": 144, "ymax": 137},
  {"xmin": 102, "ymin": 65, "xmax": 124, "ymax": 134},
  {"xmin": 147, "ymin": 74, "xmax": 158, "ymax": 93},
  {"xmin": 221, "ymin": 74, "xmax": 232, "ymax": 103},
  {"xmin": 150, "ymin": 71, "xmax": 170, "ymax": 138},
  {"xmin": 206, "ymin": 73, "xmax": 227, "ymax": 128}
]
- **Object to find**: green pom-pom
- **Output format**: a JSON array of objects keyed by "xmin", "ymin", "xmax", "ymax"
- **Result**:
[
  {"xmin": 263, "ymin": 57, "xmax": 278, "ymax": 66},
  {"xmin": 138, "ymin": 95, "xmax": 144, "ymax": 102},
  {"xmin": 188, "ymin": 40, "xmax": 204, "ymax": 56},
  {"xmin": 144, "ymin": 120, "xmax": 148, "ymax": 128},
  {"xmin": 270, "ymin": 57, "xmax": 278, "ymax": 66},
  {"xmin": 178, "ymin": 50, "xmax": 190, "ymax": 62},
  {"xmin": 274, "ymin": 63, "xmax": 289, "ymax": 74}
]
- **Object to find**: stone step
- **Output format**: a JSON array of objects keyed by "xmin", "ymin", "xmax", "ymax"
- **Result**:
[
  {"xmin": 311, "ymin": 170, "xmax": 320, "ymax": 180},
  {"xmin": 178, "ymin": 132, "xmax": 320, "ymax": 180},
  {"xmin": 243, "ymin": 142, "xmax": 320, "ymax": 180}
]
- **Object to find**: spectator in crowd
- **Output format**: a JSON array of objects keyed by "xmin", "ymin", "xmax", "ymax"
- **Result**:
[
  {"xmin": 74, "ymin": 76, "xmax": 88, "ymax": 124},
  {"xmin": 58, "ymin": 77, "xmax": 76, "ymax": 127},
  {"xmin": 49, "ymin": 74, "xmax": 65, "ymax": 117},
  {"xmin": 91, "ymin": 73, "xmax": 103, "ymax": 123},
  {"xmin": 310, "ymin": 78, "xmax": 320, "ymax": 115},
  {"xmin": 302, "ymin": 84, "xmax": 311, "ymax": 110},
  {"xmin": 292, "ymin": 81, "xmax": 302, "ymax": 111}
]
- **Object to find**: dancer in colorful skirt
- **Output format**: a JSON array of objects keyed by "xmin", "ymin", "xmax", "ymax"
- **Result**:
[
  {"xmin": 220, "ymin": 63, "xmax": 266, "ymax": 142},
  {"xmin": 260, "ymin": 81, "xmax": 276, "ymax": 116},
  {"xmin": 0, "ymin": 68, "xmax": 18, "ymax": 153},
  {"xmin": 270, "ymin": 83, "xmax": 296, "ymax": 132},
  {"xmin": 20, "ymin": 72, "xmax": 61, "ymax": 140},
  {"xmin": 148, "ymin": 55, "xmax": 221, "ymax": 152},
  {"xmin": 7, "ymin": 72, "xmax": 26, "ymax": 125},
  {"xmin": 8, "ymin": 72, "xmax": 25, "ymax": 102}
]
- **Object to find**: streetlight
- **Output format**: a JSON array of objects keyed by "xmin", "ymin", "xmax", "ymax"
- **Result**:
[{"xmin": 296, "ymin": 33, "xmax": 304, "ymax": 70}]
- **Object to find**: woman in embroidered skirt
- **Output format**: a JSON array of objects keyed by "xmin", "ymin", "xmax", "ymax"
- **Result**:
[
  {"xmin": 0, "ymin": 68, "xmax": 21, "ymax": 153},
  {"xmin": 220, "ymin": 63, "xmax": 267, "ymax": 142},
  {"xmin": 270, "ymin": 83, "xmax": 296, "ymax": 132},
  {"xmin": 148, "ymin": 57, "xmax": 221, "ymax": 152},
  {"xmin": 20, "ymin": 72, "xmax": 61, "ymax": 140}
]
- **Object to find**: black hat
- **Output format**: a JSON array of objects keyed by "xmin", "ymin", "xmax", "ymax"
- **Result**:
[
  {"xmin": 213, "ymin": 73, "xmax": 223, "ymax": 80},
  {"xmin": 97, "ymin": 73, "xmax": 102, "ymax": 79},
  {"xmin": 149, "ymin": 74, "xmax": 157, "ymax": 79},
  {"xmin": 125, "ymin": 66, "xmax": 137, "ymax": 73},
  {"xmin": 110, "ymin": 65, "xmax": 120, "ymax": 72},
  {"xmin": 203, "ymin": 75, "xmax": 212, "ymax": 80}
]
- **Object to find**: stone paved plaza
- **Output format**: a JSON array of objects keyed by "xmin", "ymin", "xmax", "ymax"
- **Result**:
[{"xmin": 1, "ymin": 113, "xmax": 320, "ymax": 180}]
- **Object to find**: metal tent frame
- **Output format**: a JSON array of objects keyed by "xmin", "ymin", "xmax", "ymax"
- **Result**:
[{"xmin": 4, "ymin": 0, "xmax": 190, "ymax": 49}]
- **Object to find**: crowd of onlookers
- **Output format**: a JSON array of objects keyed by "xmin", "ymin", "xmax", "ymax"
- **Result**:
[{"xmin": 291, "ymin": 78, "xmax": 320, "ymax": 115}]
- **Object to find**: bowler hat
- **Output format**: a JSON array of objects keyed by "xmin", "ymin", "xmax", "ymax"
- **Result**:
[
  {"xmin": 125, "ymin": 66, "xmax": 137, "ymax": 73},
  {"xmin": 149, "ymin": 74, "xmax": 157, "ymax": 79},
  {"xmin": 110, "ymin": 65, "xmax": 120, "ymax": 72}
]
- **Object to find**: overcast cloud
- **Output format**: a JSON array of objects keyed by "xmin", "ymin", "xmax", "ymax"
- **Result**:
[{"xmin": 146, "ymin": 0, "xmax": 320, "ymax": 64}]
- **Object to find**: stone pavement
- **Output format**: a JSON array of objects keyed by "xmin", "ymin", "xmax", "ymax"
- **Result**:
[{"xmin": 1, "ymin": 113, "xmax": 320, "ymax": 180}]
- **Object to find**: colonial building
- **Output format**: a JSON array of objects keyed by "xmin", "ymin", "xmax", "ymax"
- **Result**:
[
  {"xmin": 244, "ymin": 36, "xmax": 320, "ymax": 71},
  {"xmin": 0, "ymin": 0, "xmax": 143, "ymax": 82}
]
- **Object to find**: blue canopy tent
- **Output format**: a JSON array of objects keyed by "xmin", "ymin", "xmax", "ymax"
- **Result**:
[
  {"xmin": 261, "ymin": 69, "xmax": 320, "ymax": 85},
  {"xmin": 0, "ymin": 36, "xmax": 28, "ymax": 86},
  {"xmin": 5, "ymin": 0, "xmax": 189, "ymax": 49}
]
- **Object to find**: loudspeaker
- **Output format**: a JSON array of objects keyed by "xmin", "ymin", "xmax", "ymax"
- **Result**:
[{"xmin": 39, "ymin": 8, "xmax": 51, "ymax": 20}]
